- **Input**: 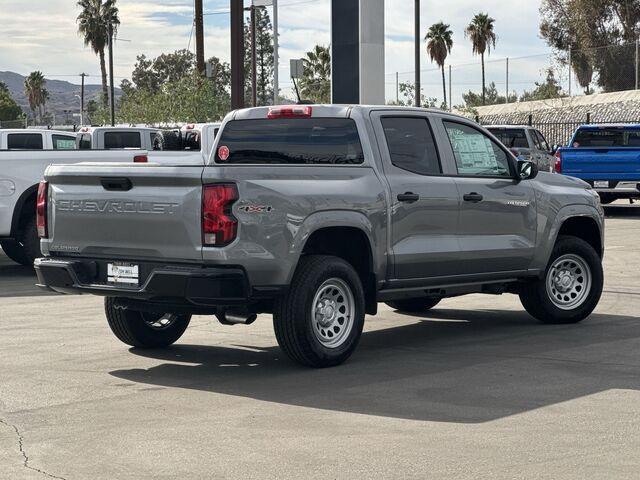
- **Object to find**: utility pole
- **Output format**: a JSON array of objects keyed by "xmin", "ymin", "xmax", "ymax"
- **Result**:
[
  {"xmin": 231, "ymin": 0, "xmax": 245, "ymax": 110},
  {"xmin": 250, "ymin": 4, "xmax": 258, "ymax": 107},
  {"xmin": 635, "ymin": 38, "xmax": 639, "ymax": 90},
  {"xmin": 396, "ymin": 72, "xmax": 399, "ymax": 103},
  {"xmin": 568, "ymin": 49, "xmax": 572, "ymax": 97},
  {"xmin": 448, "ymin": 65, "xmax": 452, "ymax": 111},
  {"xmin": 108, "ymin": 23, "xmax": 115, "ymax": 126},
  {"xmin": 195, "ymin": 0, "xmax": 205, "ymax": 75},
  {"xmin": 80, "ymin": 73, "xmax": 86, "ymax": 125},
  {"xmin": 505, "ymin": 58, "xmax": 509, "ymax": 104},
  {"xmin": 414, "ymin": 0, "xmax": 421, "ymax": 107},
  {"xmin": 273, "ymin": 0, "xmax": 279, "ymax": 105}
]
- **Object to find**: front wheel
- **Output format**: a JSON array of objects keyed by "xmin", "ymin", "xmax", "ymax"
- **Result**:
[
  {"xmin": 273, "ymin": 255, "xmax": 365, "ymax": 368},
  {"xmin": 520, "ymin": 236, "xmax": 603, "ymax": 324},
  {"xmin": 105, "ymin": 298, "xmax": 191, "ymax": 348}
]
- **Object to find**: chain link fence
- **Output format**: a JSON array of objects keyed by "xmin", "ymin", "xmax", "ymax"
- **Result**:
[{"xmin": 385, "ymin": 42, "xmax": 640, "ymax": 109}]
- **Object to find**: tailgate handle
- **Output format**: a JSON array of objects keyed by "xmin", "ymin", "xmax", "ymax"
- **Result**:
[{"xmin": 101, "ymin": 177, "xmax": 132, "ymax": 191}]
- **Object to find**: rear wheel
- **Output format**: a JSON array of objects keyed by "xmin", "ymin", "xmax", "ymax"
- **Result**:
[
  {"xmin": 520, "ymin": 236, "xmax": 603, "ymax": 324},
  {"xmin": 0, "ymin": 240, "xmax": 29, "ymax": 266},
  {"xmin": 273, "ymin": 255, "xmax": 365, "ymax": 368},
  {"xmin": 385, "ymin": 298, "xmax": 441, "ymax": 313},
  {"xmin": 17, "ymin": 216, "xmax": 41, "ymax": 265},
  {"xmin": 105, "ymin": 298, "xmax": 191, "ymax": 348}
]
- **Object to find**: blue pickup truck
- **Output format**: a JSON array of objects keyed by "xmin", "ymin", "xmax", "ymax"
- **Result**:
[{"xmin": 556, "ymin": 124, "xmax": 640, "ymax": 204}]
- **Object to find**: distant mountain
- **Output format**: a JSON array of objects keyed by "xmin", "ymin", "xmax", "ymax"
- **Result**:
[{"xmin": 0, "ymin": 71, "xmax": 121, "ymax": 122}]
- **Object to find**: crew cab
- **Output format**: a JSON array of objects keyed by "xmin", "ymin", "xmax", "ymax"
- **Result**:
[
  {"xmin": 486, "ymin": 125, "xmax": 555, "ymax": 172},
  {"xmin": 556, "ymin": 124, "xmax": 640, "ymax": 203},
  {"xmin": 0, "ymin": 129, "xmax": 77, "ymax": 151},
  {"xmin": 35, "ymin": 106, "xmax": 605, "ymax": 368}
]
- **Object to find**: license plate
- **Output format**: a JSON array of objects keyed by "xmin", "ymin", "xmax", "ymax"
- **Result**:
[
  {"xmin": 594, "ymin": 181, "xmax": 609, "ymax": 188},
  {"xmin": 107, "ymin": 263, "xmax": 139, "ymax": 286}
]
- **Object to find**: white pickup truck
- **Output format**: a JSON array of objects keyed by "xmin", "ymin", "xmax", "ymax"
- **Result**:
[{"xmin": 1, "ymin": 130, "xmax": 148, "ymax": 265}]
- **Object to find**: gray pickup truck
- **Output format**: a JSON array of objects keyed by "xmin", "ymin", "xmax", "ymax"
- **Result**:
[{"xmin": 35, "ymin": 105, "xmax": 605, "ymax": 368}]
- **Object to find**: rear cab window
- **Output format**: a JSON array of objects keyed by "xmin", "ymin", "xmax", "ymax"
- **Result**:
[
  {"xmin": 78, "ymin": 133, "xmax": 91, "ymax": 150},
  {"xmin": 103, "ymin": 131, "xmax": 142, "ymax": 149},
  {"xmin": 573, "ymin": 127, "xmax": 640, "ymax": 147},
  {"xmin": 215, "ymin": 118, "xmax": 364, "ymax": 165},
  {"xmin": 7, "ymin": 133, "xmax": 43, "ymax": 150},
  {"xmin": 487, "ymin": 128, "xmax": 529, "ymax": 148}
]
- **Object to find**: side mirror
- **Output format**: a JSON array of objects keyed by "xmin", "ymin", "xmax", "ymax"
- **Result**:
[{"xmin": 517, "ymin": 160, "xmax": 538, "ymax": 181}]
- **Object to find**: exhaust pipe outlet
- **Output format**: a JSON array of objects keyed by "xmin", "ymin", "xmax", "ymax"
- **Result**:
[{"xmin": 216, "ymin": 310, "xmax": 257, "ymax": 326}]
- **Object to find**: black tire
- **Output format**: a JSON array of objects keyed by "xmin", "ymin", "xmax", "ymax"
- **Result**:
[
  {"xmin": 17, "ymin": 216, "xmax": 41, "ymax": 266},
  {"xmin": 598, "ymin": 193, "xmax": 615, "ymax": 205},
  {"xmin": 0, "ymin": 240, "xmax": 30, "ymax": 266},
  {"xmin": 520, "ymin": 235, "xmax": 603, "ymax": 324},
  {"xmin": 385, "ymin": 298, "xmax": 441, "ymax": 313},
  {"xmin": 273, "ymin": 255, "xmax": 365, "ymax": 368},
  {"xmin": 105, "ymin": 298, "xmax": 191, "ymax": 348},
  {"xmin": 159, "ymin": 130, "xmax": 183, "ymax": 151}
]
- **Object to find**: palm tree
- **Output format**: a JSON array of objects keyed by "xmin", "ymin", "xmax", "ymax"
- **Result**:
[
  {"xmin": 425, "ymin": 22, "xmax": 453, "ymax": 110},
  {"xmin": 299, "ymin": 45, "xmax": 331, "ymax": 103},
  {"xmin": 24, "ymin": 71, "xmax": 46, "ymax": 124},
  {"xmin": 77, "ymin": 0, "xmax": 120, "ymax": 106},
  {"xmin": 465, "ymin": 13, "xmax": 497, "ymax": 106}
]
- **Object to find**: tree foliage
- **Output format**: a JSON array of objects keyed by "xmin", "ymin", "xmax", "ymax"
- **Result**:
[
  {"xmin": 0, "ymin": 81, "xmax": 22, "ymax": 122},
  {"xmin": 299, "ymin": 45, "xmax": 331, "ymax": 103},
  {"xmin": 77, "ymin": 0, "xmax": 120, "ymax": 105},
  {"xmin": 519, "ymin": 69, "xmax": 564, "ymax": 102},
  {"xmin": 130, "ymin": 50, "xmax": 196, "ymax": 93},
  {"xmin": 465, "ymin": 13, "xmax": 497, "ymax": 105},
  {"xmin": 540, "ymin": 0, "xmax": 640, "ymax": 93},
  {"xmin": 426, "ymin": 22, "xmax": 454, "ymax": 109},
  {"xmin": 24, "ymin": 71, "xmax": 48, "ymax": 124},
  {"xmin": 388, "ymin": 82, "xmax": 439, "ymax": 108},
  {"xmin": 244, "ymin": 7, "xmax": 275, "ymax": 105}
]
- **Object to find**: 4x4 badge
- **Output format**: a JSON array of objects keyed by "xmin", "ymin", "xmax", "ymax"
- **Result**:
[{"xmin": 238, "ymin": 205, "xmax": 273, "ymax": 214}]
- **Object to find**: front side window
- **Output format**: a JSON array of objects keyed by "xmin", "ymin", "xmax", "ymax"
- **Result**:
[
  {"xmin": 7, "ymin": 133, "xmax": 43, "ymax": 150},
  {"xmin": 52, "ymin": 135, "xmax": 77, "ymax": 150},
  {"xmin": 381, "ymin": 117, "xmax": 441, "ymax": 175},
  {"xmin": 444, "ymin": 121, "xmax": 512, "ymax": 177},
  {"xmin": 535, "ymin": 131, "xmax": 550, "ymax": 151},
  {"xmin": 216, "ymin": 119, "xmax": 364, "ymax": 165},
  {"xmin": 104, "ymin": 131, "xmax": 141, "ymax": 149}
]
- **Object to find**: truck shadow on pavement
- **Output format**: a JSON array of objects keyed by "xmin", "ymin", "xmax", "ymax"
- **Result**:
[
  {"xmin": 0, "ymin": 258, "xmax": 55, "ymax": 298},
  {"xmin": 110, "ymin": 308, "xmax": 640, "ymax": 423}
]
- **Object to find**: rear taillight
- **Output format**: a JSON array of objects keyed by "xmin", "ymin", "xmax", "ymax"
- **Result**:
[
  {"xmin": 36, "ymin": 181, "xmax": 48, "ymax": 238},
  {"xmin": 202, "ymin": 184, "xmax": 238, "ymax": 246},
  {"xmin": 133, "ymin": 155, "xmax": 148, "ymax": 163},
  {"xmin": 267, "ymin": 105, "xmax": 312, "ymax": 119},
  {"xmin": 554, "ymin": 150, "xmax": 562, "ymax": 173}
]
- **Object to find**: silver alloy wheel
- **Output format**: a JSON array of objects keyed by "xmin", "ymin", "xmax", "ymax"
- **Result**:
[
  {"xmin": 311, "ymin": 278, "xmax": 355, "ymax": 349},
  {"xmin": 545, "ymin": 254, "xmax": 592, "ymax": 310},
  {"xmin": 142, "ymin": 313, "xmax": 178, "ymax": 330}
]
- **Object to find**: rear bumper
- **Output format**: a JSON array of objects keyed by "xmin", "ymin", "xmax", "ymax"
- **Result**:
[{"xmin": 34, "ymin": 257, "xmax": 280, "ymax": 312}]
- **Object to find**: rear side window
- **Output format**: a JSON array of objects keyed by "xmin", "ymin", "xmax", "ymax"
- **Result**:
[
  {"xmin": 7, "ymin": 133, "xmax": 43, "ymax": 150},
  {"xmin": 104, "ymin": 131, "xmax": 141, "ymax": 149},
  {"xmin": 216, "ymin": 119, "xmax": 364, "ymax": 165},
  {"xmin": 534, "ymin": 130, "xmax": 550, "ymax": 151},
  {"xmin": 487, "ymin": 128, "xmax": 528, "ymax": 148},
  {"xmin": 52, "ymin": 135, "xmax": 76, "ymax": 150},
  {"xmin": 381, "ymin": 117, "xmax": 441, "ymax": 175},
  {"xmin": 78, "ymin": 133, "xmax": 91, "ymax": 150},
  {"xmin": 573, "ymin": 128, "xmax": 640, "ymax": 147}
]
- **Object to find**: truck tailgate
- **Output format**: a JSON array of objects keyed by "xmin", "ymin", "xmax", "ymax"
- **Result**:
[
  {"xmin": 43, "ymin": 164, "xmax": 204, "ymax": 262},
  {"xmin": 561, "ymin": 147, "xmax": 640, "ymax": 180}
]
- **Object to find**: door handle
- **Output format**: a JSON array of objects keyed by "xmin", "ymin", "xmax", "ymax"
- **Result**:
[
  {"xmin": 463, "ymin": 192, "xmax": 483, "ymax": 203},
  {"xmin": 397, "ymin": 192, "xmax": 420, "ymax": 203},
  {"xmin": 101, "ymin": 177, "xmax": 133, "ymax": 191}
]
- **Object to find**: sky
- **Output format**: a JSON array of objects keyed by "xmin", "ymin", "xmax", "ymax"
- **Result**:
[{"xmin": 0, "ymin": 0, "xmax": 557, "ymax": 105}]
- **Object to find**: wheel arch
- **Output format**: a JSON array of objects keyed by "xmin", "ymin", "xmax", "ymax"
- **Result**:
[{"xmin": 10, "ymin": 183, "xmax": 38, "ymax": 238}]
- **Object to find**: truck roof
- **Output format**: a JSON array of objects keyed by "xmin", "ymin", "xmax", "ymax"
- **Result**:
[
  {"xmin": 485, "ymin": 125, "xmax": 534, "ymax": 130},
  {"xmin": 0, "ymin": 129, "xmax": 75, "ymax": 135},
  {"xmin": 577, "ymin": 124, "xmax": 640, "ymax": 130},
  {"xmin": 230, "ymin": 105, "xmax": 469, "ymax": 121},
  {"xmin": 77, "ymin": 126, "xmax": 161, "ymax": 134}
]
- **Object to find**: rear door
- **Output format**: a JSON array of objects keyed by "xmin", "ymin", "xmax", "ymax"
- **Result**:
[
  {"xmin": 371, "ymin": 112, "xmax": 461, "ymax": 279},
  {"xmin": 441, "ymin": 120, "xmax": 537, "ymax": 274}
]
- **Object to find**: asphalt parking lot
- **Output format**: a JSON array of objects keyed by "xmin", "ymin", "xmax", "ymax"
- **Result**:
[{"xmin": 1, "ymin": 206, "xmax": 640, "ymax": 480}]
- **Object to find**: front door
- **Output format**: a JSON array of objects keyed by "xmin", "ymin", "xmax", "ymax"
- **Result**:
[
  {"xmin": 441, "ymin": 120, "xmax": 538, "ymax": 275},
  {"xmin": 372, "ymin": 113, "xmax": 461, "ymax": 280}
]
